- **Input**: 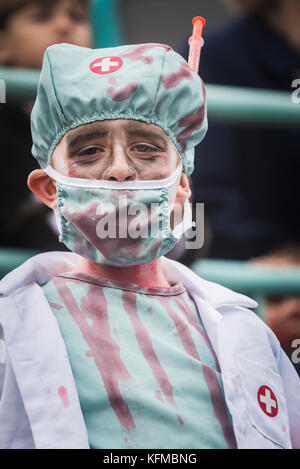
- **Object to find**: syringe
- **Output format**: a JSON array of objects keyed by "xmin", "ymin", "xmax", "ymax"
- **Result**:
[{"xmin": 188, "ymin": 16, "xmax": 206, "ymax": 74}]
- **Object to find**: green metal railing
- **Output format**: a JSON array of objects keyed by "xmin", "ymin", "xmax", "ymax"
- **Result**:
[
  {"xmin": 191, "ymin": 260, "xmax": 300, "ymax": 318},
  {"xmin": 0, "ymin": 248, "xmax": 38, "ymax": 280},
  {"xmin": 206, "ymin": 84, "xmax": 300, "ymax": 127},
  {"xmin": 1, "ymin": 66, "xmax": 299, "ymax": 127}
]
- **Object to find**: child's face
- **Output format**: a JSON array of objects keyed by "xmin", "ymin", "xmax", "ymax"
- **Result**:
[
  {"xmin": 0, "ymin": 0, "xmax": 92, "ymax": 69},
  {"xmin": 28, "ymin": 119, "xmax": 191, "ymax": 240},
  {"xmin": 51, "ymin": 119, "xmax": 182, "ymax": 182},
  {"xmin": 49, "ymin": 119, "xmax": 191, "ymax": 225}
]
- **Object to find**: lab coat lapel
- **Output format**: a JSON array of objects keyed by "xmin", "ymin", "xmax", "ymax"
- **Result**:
[{"xmin": 0, "ymin": 253, "xmax": 89, "ymax": 449}]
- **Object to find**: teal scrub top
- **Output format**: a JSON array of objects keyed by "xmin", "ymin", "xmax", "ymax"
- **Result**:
[{"xmin": 42, "ymin": 272, "xmax": 236, "ymax": 449}]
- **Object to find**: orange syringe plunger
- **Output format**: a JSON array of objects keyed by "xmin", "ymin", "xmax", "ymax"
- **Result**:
[{"xmin": 188, "ymin": 16, "xmax": 206, "ymax": 74}]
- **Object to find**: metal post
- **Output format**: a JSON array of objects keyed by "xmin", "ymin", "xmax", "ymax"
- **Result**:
[{"xmin": 90, "ymin": 0, "xmax": 124, "ymax": 47}]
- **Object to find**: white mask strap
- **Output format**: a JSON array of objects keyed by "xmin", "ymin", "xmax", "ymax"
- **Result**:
[{"xmin": 44, "ymin": 164, "xmax": 183, "ymax": 190}]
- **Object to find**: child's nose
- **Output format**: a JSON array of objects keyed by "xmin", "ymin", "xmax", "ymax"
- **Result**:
[{"xmin": 103, "ymin": 149, "xmax": 136, "ymax": 182}]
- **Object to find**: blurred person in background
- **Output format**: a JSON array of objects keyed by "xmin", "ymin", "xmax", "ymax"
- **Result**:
[
  {"xmin": 0, "ymin": 0, "xmax": 92, "ymax": 251},
  {"xmin": 179, "ymin": 0, "xmax": 300, "ymax": 261},
  {"xmin": 252, "ymin": 244, "xmax": 300, "ymax": 377}
]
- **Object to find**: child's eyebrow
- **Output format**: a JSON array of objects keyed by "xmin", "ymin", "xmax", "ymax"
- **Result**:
[
  {"xmin": 126, "ymin": 129, "xmax": 167, "ymax": 148},
  {"xmin": 66, "ymin": 129, "xmax": 109, "ymax": 156}
]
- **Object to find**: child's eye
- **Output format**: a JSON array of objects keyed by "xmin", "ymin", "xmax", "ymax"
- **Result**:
[
  {"xmin": 132, "ymin": 144, "xmax": 156, "ymax": 153},
  {"xmin": 78, "ymin": 146, "xmax": 104, "ymax": 156}
]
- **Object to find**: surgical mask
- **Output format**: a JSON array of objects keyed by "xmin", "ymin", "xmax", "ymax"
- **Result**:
[{"xmin": 44, "ymin": 164, "xmax": 193, "ymax": 267}]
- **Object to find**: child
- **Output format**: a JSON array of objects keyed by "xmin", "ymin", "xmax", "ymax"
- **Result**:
[{"xmin": 0, "ymin": 42, "xmax": 299, "ymax": 449}]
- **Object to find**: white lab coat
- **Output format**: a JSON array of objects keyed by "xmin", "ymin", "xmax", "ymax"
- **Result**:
[{"xmin": 0, "ymin": 251, "xmax": 299, "ymax": 449}]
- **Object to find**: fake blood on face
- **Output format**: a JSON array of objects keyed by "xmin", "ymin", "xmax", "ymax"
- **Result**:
[{"xmin": 68, "ymin": 159, "xmax": 79, "ymax": 177}]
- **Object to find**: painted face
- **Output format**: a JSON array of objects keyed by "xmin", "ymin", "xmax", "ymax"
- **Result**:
[
  {"xmin": 46, "ymin": 119, "xmax": 192, "ymax": 267},
  {"xmin": 51, "ymin": 119, "xmax": 181, "ymax": 182},
  {"xmin": 46, "ymin": 162, "xmax": 190, "ymax": 267}
]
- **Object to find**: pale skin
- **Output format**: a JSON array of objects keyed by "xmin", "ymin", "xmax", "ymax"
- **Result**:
[{"xmin": 28, "ymin": 119, "xmax": 192, "ymax": 288}]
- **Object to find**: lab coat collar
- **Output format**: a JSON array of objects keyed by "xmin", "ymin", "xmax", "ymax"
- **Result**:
[
  {"xmin": 0, "ymin": 251, "xmax": 257, "ymax": 310},
  {"xmin": 161, "ymin": 256, "xmax": 258, "ymax": 309},
  {"xmin": 0, "ymin": 251, "xmax": 79, "ymax": 295}
]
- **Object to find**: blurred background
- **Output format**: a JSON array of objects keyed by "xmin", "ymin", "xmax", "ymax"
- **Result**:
[
  {"xmin": 121, "ymin": 0, "xmax": 232, "ymax": 48},
  {"xmin": 0, "ymin": 0, "xmax": 299, "ymax": 375}
]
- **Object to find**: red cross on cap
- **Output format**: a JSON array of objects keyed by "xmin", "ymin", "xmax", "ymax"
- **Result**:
[
  {"xmin": 257, "ymin": 385, "xmax": 278, "ymax": 417},
  {"xmin": 90, "ymin": 56, "xmax": 123, "ymax": 74}
]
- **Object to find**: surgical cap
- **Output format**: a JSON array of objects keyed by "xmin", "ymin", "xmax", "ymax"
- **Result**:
[{"xmin": 31, "ymin": 43, "xmax": 207, "ymax": 176}]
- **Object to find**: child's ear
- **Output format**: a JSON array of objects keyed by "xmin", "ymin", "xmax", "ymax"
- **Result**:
[
  {"xmin": 176, "ymin": 172, "xmax": 192, "ymax": 202},
  {"xmin": 27, "ymin": 169, "xmax": 58, "ymax": 209},
  {"xmin": 170, "ymin": 172, "xmax": 192, "ymax": 230}
]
